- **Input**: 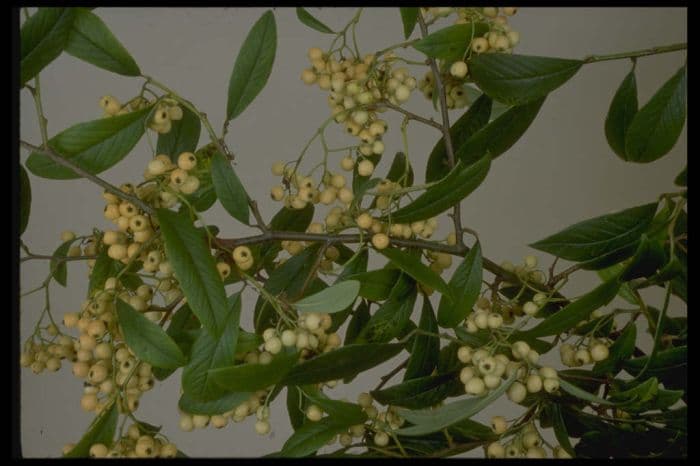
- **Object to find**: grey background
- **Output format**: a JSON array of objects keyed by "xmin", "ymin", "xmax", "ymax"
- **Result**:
[{"xmin": 20, "ymin": 7, "xmax": 686, "ymax": 458}]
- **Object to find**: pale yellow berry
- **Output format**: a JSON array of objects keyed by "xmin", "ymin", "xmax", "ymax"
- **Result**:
[
  {"xmin": 465, "ymin": 377, "xmax": 486, "ymax": 395},
  {"xmin": 459, "ymin": 366, "xmax": 475, "ymax": 384},
  {"xmin": 306, "ymin": 404, "xmax": 323, "ymax": 422},
  {"xmin": 217, "ymin": 262, "xmax": 231, "ymax": 280},
  {"xmin": 526, "ymin": 374, "xmax": 543, "ymax": 393},
  {"xmin": 100, "ymin": 95, "xmax": 121, "ymax": 115},
  {"xmin": 373, "ymin": 431, "xmax": 390, "ymax": 447},
  {"xmin": 340, "ymin": 155, "xmax": 355, "ymax": 171},
  {"xmin": 357, "ymin": 392, "xmax": 373, "ymax": 408},
  {"xmin": 338, "ymin": 187, "xmax": 354, "ymax": 204},
  {"xmin": 472, "ymin": 37, "xmax": 489, "ymax": 53},
  {"xmin": 575, "ymin": 349, "xmax": 592, "ymax": 366},
  {"xmin": 507, "ymin": 381, "xmax": 527, "ymax": 403},
  {"xmin": 457, "ymin": 346, "xmax": 472, "ymax": 364},
  {"xmin": 543, "ymin": 378, "xmax": 560, "ymax": 393},
  {"xmin": 255, "ymin": 420, "xmax": 271, "ymax": 435},
  {"xmin": 590, "ymin": 344, "xmax": 610, "ymax": 362},
  {"xmin": 487, "ymin": 442, "xmax": 506, "ymax": 458},
  {"xmin": 232, "ymin": 246, "xmax": 252, "ymax": 265},
  {"xmin": 371, "ymin": 233, "xmax": 390, "ymax": 250},
  {"xmin": 179, "ymin": 413, "xmax": 194, "ymax": 432},
  {"xmin": 450, "ymin": 61, "xmax": 468, "ymax": 79},
  {"xmin": 357, "ymin": 159, "xmax": 375, "ymax": 177},
  {"xmin": 491, "ymin": 416, "xmax": 508, "ymax": 434}
]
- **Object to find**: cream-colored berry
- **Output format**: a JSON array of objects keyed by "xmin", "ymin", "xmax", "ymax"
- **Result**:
[
  {"xmin": 306, "ymin": 404, "xmax": 323, "ymax": 422},
  {"xmin": 507, "ymin": 381, "xmax": 527, "ymax": 403},
  {"xmin": 357, "ymin": 159, "xmax": 375, "ymax": 177},
  {"xmin": 177, "ymin": 152, "xmax": 197, "ymax": 170},
  {"xmin": 450, "ymin": 61, "xmax": 468, "ymax": 79},
  {"xmin": 374, "ymin": 431, "xmax": 390, "ymax": 447},
  {"xmin": 179, "ymin": 413, "xmax": 194, "ymax": 432},
  {"xmin": 575, "ymin": 349, "xmax": 592, "ymax": 365},
  {"xmin": 526, "ymin": 374, "xmax": 543, "ymax": 393},
  {"xmin": 543, "ymin": 378, "xmax": 560, "ymax": 393},
  {"xmin": 255, "ymin": 420, "xmax": 271, "ymax": 435},
  {"xmin": 590, "ymin": 344, "xmax": 610, "ymax": 362},
  {"xmin": 340, "ymin": 155, "xmax": 355, "ymax": 171},
  {"xmin": 371, "ymin": 233, "xmax": 390, "ymax": 250},
  {"xmin": 460, "ymin": 366, "xmax": 475, "ymax": 384},
  {"xmin": 487, "ymin": 442, "xmax": 506, "ymax": 458},
  {"xmin": 465, "ymin": 377, "xmax": 486, "ymax": 395},
  {"xmin": 472, "ymin": 37, "xmax": 489, "ymax": 53},
  {"xmin": 457, "ymin": 346, "xmax": 472, "ymax": 364}
]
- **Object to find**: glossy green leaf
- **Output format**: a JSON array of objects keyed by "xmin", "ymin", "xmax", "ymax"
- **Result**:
[
  {"xmin": 593, "ymin": 324, "xmax": 636, "ymax": 377},
  {"xmin": 550, "ymin": 403, "xmax": 575, "ymax": 457},
  {"xmin": 282, "ymin": 343, "xmax": 404, "ymax": 386},
  {"xmin": 210, "ymin": 349, "xmax": 299, "ymax": 393},
  {"xmin": 26, "ymin": 106, "xmax": 151, "ymax": 179},
  {"xmin": 300, "ymin": 386, "xmax": 367, "ymax": 424},
  {"xmin": 19, "ymin": 165, "xmax": 31, "ymax": 235},
  {"xmin": 296, "ymin": 7, "xmax": 334, "ymax": 34},
  {"xmin": 156, "ymin": 105, "xmax": 201, "ymax": 161},
  {"xmin": 456, "ymin": 97, "xmax": 545, "ymax": 167},
  {"xmin": 293, "ymin": 280, "xmax": 360, "ymax": 314},
  {"xmin": 521, "ymin": 278, "xmax": 620, "ymax": 338},
  {"xmin": 179, "ymin": 390, "xmax": 251, "ymax": 416},
  {"xmin": 396, "ymin": 372, "xmax": 518, "ymax": 436},
  {"xmin": 413, "ymin": 23, "xmax": 489, "ymax": 62},
  {"xmin": 372, "ymin": 372, "xmax": 460, "ymax": 409},
  {"xmin": 210, "ymin": 151, "xmax": 250, "ymax": 225},
  {"xmin": 625, "ymin": 65, "xmax": 687, "ymax": 163},
  {"xmin": 623, "ymin": 346, "xmax": 686, "ymax": 374},
  {"xmin": 116, "ymin": 299, "xmax": 186, "ymax": 369},
  {"xmin": 152, "ymin": 304, "xmax": 199, "ymax": 381},
  {"xmin": 399, "ymin": 7, "xmax": 419, "ymax": 39},
  {"xmin": 437, "ymin": 242, "xmax": 482, "ymax": 328},
  {"xmin": 277, "ymin": 417, "xmax": 351, "ymax": 458},
  {"xmin": 49, "ymin": 240, "xmax": 72, "ymax": 287},
  {"xmin": 65, "ymin": 8, "xmax": 140, "ymax": 76},
  {"xmin": 469, "ymin": 54, "xmax": 583, "ymax": 106},
  {"xmin": 287, "ymin": 386, "xmax": 307, "ymax": 431},
  {"xmin": 157, "ymin": 208, "xmax": 229, "ymax": 337},
  {"xmin": 380, "ymin": 248, "xmax": 451, "ymax": 298},
  {"xmin": 385, "ymin": 151, "xmax": 414, "ymax": 187},
  {"xmin": 597, "ymin": 263, "xmax": 638, "ymax": 305},
  {"xmin": 605, "ymin": 68, "xmax": 638, "ymax": 159},
  {"xmin": 674, "ymin": 166, "xmax": 687, "ymax": 187},
  {"xmin": 529, "ymin": 202, "xmax": 658, "ymax": 266},
  {"xmin": 426, "ymin": 93, "xmax": 492, "ymax": 182},
  {"xmin": 388, "ymin": 156, "xmax": 491, "ymax": 223},
  {"xmin": 620, "ymin": 234, "xmax": 666, "ymax": 281},
  {"xmin": 356, "ymin": 279, "xmax": 417, "ymax": 344},
  {"xmin": 559, "ymin": 378, "xmax": 617, "ymax": 406},
  {"xmin": 254, "ymin": 246, "xmax": 322, "ymax": 333},
  {"xmin": 64, "ymin": 401, "xmax": 118, "ymax": 457},
  {"xmin": 347, "ymin": 269, "xmax": 401, "ymax": 301},
  {"xmin": 20, "ymin": 8, "xmax": 76, "ymax": 85},
  {"xmin": 344, "ymin": 301, "xmax": 370, "ymax": 346},
  {"xmin": 260, "ymin": 204, "xmax": 315, "ymax": 262},
  {"xmin": 226, "ymin": 10, "xmax": 277, "ymax": 121},
  {"xmin": 404, "ymin": 297, "xmax": 439, "ymax": 380},
  {"xmin": 181, "ymin": 294, "xmax": 241, "ymax": 401}
]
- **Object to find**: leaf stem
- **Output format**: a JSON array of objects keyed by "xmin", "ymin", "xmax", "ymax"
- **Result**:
[{"xmin": 583, "ymin": 42, "xmax": 687, "ymax": 64}]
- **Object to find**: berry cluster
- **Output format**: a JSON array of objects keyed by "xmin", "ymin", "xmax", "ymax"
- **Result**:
[
  {"xmin": 486, "ymin": 420, "xmax": 571, "ymax": 459},
  {"xmin": 178, "ymin": 389, "xmax": 272, "ymax": 435},
  {"xmin": 559, "ymin": 339, "xmax": 610, "ymax": 367},
  {"xmin": 67, "ymin": 426, "xmax": 178, "ymax": 458}
]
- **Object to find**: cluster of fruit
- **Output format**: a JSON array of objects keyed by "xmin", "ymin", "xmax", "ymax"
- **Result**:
[
  {"xmin": 68, "ymin": 427, "xmax": 178, "ymax": 458},
  {"xmin": 486, "ymin": 419, "xmax": 571, "ymax": 459},
  {"xmin": 178, "ymin": 389, "xmax": 272, "ymax": 434}
]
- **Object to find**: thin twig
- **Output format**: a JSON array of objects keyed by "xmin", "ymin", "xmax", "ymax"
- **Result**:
[
  {"xmin": 373, "ymin": 358, "xmax": 409, "ymax": 391},
  {"xmin": 20, "ymin": 140, "xmax": 154, "ymax": 215},
  {"xmin": 583, "ymin": 42, "xmax": 687, "ymax": 64},
  {"xmin": 381, "ymin": 101, "xmax": 444, "ymax": 131},
  {"xmin": 416, "ymin": 12, "xmax": 463, "ymax": 247}
]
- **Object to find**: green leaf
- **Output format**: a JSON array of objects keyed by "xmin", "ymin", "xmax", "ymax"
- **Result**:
[
  {"xmin": 87, "ymin": 246, "xmax": 118, "ymax": 295},
  {"xmin": 623, "ymin": 346, "xmax": 686, "ymax": 374},
  {"xmin": 64, "ymin": 8, "xmax": 140, "ymax": 76},
  {"xmin": 597, "ymin": 263, "xmax": 638, "ymax": 305},
  {"xmin": 254, "ymin": 246, "xmax": 322, "ymax": 333},
  {"xmin": 344, "ymin": 301, "xmax": 370, "ymax": 346},
  {"xmin": 156, "ymin": 105, "xmax": 201, "ymax": 160},
  {"xmin": 226, "ymin": 10, "xmax": 277, "ymax": 121},
  {"xmin": 356, "ymin": 278, "xmax": 417, "ymax": 344},
  {"xmin": 157, "ymin": 208, "xmax": 229, "ymax": 337},
  {"xmin": 347, "ymin": 269, "xmax": 401, "ymax": 301},
  {"xmin": 296, "ymin": 7, "xmax": 334, "ymax": 34},
  {"xmin": 277, "ymin": 417, "xmax": 351, "ymax": 458},
  {"xmin": 181, "ymin": 294, "xmax": 242, "ymax": 401},
  {"xmin": 529, "ymin": 202, "xmax": 658, "ymax": 267},
  {"xmin": 559, "ymin": 378, "xmax": 617, "ymax": 406},
  {"xmin": 426, "ymin": 93, "xmax": 492, "ymax": 182},
  {"xmin": 64, "ymin": 401, "xmax": 118, "ymax": 457},
  {"xmin": 287, "ymin": 386, "xmax": 307, "ymax": 431},
  {"xmin": 593, "ymin": 324, "xmax": 637, "ymax": 376},
  {"xmin": 399, "ymin": 8, "xmax": 419, "ymax": 39},
  {"xmin": 404, "ymin": 297, "xmax": 439, "ymax": 381},
  {"xmin": 260, "ymin": 204, "xmax": 315, "ymax": 262},
  {"xmin": 521, "ymin": 278, "xmax": 620, "ymax": 338},
  {"xmin": 372, "ymin": 372, "xmax": 460, "ymax": 409},
  {"xmin": 620, "ymin": 234, "xmax": 667, "ymax": 281},
  {"xmin": 116, "ymin": 299, "xmax": 187, "ymax": 369},
  {"xmin": 300, "ymin": 386, "xmax": 367, "ymax": 424},
  {"xmin": 282, "ymin": 343, "xmax": 404, "ymax": 386},
  {"xmin": 469, "ymin": 54, "xmax": 583, "ymax": 106},
  {"xmin": 210, "ymin": 349, "xmax": 299, "ymax": 393},
  {"xmin": 19, "ymin": 165, "xmax": 31, "ymax": 236},
  {"xmin": 178, "ymin": 391, "xmax": 251, "ymax": 416},
  {"xmin": 293, "ymin": 280, "xmax": 360, "ymax": 314},
  {"xmin": 380, "ymin": 248, "xmax": 451, "ymax": 298},
  {"xmin": 437, "ymin": 242, "xmax": 482, "ymax": 328},
  {"xmin": 625, "ymin": 65, "xmax": 687, "ymax": 163},
  {"xmin": 550, "ymin": 403, "xmax": 575, "ymax": 457},
  {"xmin": 387, "ymin": 156, "xmax": 491, "ymax": 223},
  {"xmin": 396, "ymin": 372, "xmax": 518, "ymax": 436},
  {"xmin": 456, "ymin": 97, "xmax": 545, "ymax": 167},
  {"xmin": 50, "ymin": 240, "xmax": 73, "ymax": 287},
  {"xmin": 605, "ymin": 68, "xmax": 638, "ymax": 159},
  {"xmin": 152, "ymin": 304, "xmax": 199, "ymax": 381},
  {"xmin": 385, "ymin": 151, "xmax": 414, "ymax": 187},
  {"xmin": 25, "ymin": 106, "xmax": 152, "ymax": 180},
  {"xmin": 210, "ymin": 151, "xmax": 250, "ymax": 225},
  {"xmin": 20, "ymin": 8, "xmax": 76, "ymax": 85},
  {"xmin": 413, "ymin": 23, "xmax": 490, "ymax": 62},
  {"xmin": 674, "ymin": 166, "xmax": 687, "ymax": 187}
]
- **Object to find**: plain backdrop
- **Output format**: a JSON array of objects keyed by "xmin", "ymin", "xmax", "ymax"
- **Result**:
[{"xmin": 19, "ymin": 7, "xmax": 686, "ymax": 458}]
